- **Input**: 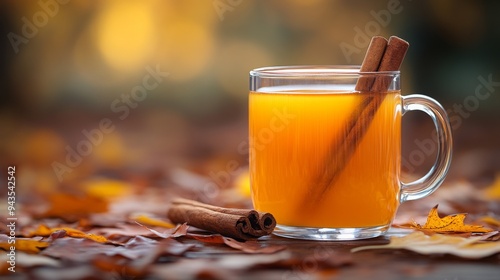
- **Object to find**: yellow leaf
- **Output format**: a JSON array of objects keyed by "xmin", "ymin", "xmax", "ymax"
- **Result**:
[
  {"xmin": 28, "ymin": 225, "xmax": 109, "ymax": 243},
  {"xmin": 0, "ymin": 239, "xmax": 50, "ymax": 254},
  {"xmin": 352, "ymin": 231, "xmax": 500, "ymax": 259},
  {"xmin": 480, "ymin": 216, "xmax": 500, "ymax": 228},
  {"xmin": 28, "ymin": 224, "xmax": 53, "ymax": 236},
  {"xmin": 414, "ymin": 205, "xmax": 492, "ymax": 233},
  {"xmin": 61, "ymin": 228, "xmax": 109, "ymax": 243},
  {"xmin": 82, "ymin": 178, "xmax": 131, "ymax": 199},
  {"xmin": 41, "ymin": 193, "xmax": 108, "ymax": 219},
  {"xmin": 132, "ymin": 214, "xmax": 175, "ymax": 229},
  {"xmin": 484, "ymin": 174, "xmax": 500, "ymax": 200}
]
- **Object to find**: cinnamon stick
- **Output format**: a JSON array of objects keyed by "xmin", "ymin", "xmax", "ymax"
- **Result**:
[
  {"xmin": 308, "ymin": 36, "xmax": 409, "ymax": 203},
  {"xmin": 355, "ymin": 36, "xmax": 388, "ymax": 91},
  {"xmin": 167, "ymin": 198, "xmax": 276, "ymax": 241}
]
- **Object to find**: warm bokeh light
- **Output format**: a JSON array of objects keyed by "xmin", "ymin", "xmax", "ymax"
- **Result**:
[
  {"xmin": 215, "ymin": 40, "xmax": 274, "ymax": 98},
  {"xmin": 91, "ymin": 131, "xmax": 126, "ymax": 169},
  {"xmin": 95, "ymin": 1, "xmax": 155, "ymax": 72},
  {"xmin": 160, "ymin": 20, "xmax": 215, "ymax": 81}
]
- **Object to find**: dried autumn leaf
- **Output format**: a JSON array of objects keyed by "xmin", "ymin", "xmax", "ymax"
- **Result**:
[
  {"xmin": 27, "ymin": 224, "xmax": 109, "ymax": 243},
  {"xmin": 94, "ymin": 223, "xmax": 161, "ymax": 239},
  {"xmin": 480, "ymin": 216, "xmax": 500, "ymax": 228},
  {"xmin": 484, "ymin": 175, "xmax": 500, "ymax": 199},
  {"xmin": 151, "ymin": 252, "xmax": 299, "ymax": 279},
  {"xmin": 151, "ymin": 259, "xmax": 237, "ymax": 280},
  {"xmin": 41, "ymin": 238, "xmax": 121, "ymax": 262},
  {"xmin": 0, "ymin": 234, "xmax": 49, "ymax": 254},
  {"xmin": 122, "ymin": 238, "xmax": 196, "ymax": 273},
  {"xmin": 132, "ymin": 214, "xmax": 175, "ymax": 229},
  {"xmin": 223, "ymin": 238, "xmax": 286, "ymax": 254},
  {"xmin": 40, "ymin": 193, "xmax": 108, "ymax": 220},
  {"xmin": 61, "ymin": 228, "xmax": 109, "ymax": 243},
  {"xmin": 134, "ymin": 222, "xmax": 189, "ymax": 239},
  {"xmin": 82, "ymin": 178, "xmax": 131, "ymax": 199},
  {"xmin": 189, "ymin": 234, "xmax": 286, "ymax": 254},
  {"xmin": 91, "ymin": 256, "xmax": 141, "ymax": 278},
  {"xmin": 352, "ymin": 231, "xmax": 500, "ymax": 259},
  {"xmin": 213, "ymin": 250, "xmax": 351, "ymax": 272},
  {"xmin": 26, "ymin": 224, "xmax": 52, "ymax": 236},
  {"xmin": 479, "ymin": 231, "xmax": 500, "ymax": 242},
  {"xmin": 408, "ymin": 205, "xmax": 492, "ymax": 233},
  {"xmin": 42, "ymin": 235, "xmax": 193, "ymax": 262},
  {"xmin": 0, "ymin": 252, "xmax": 60, "ymax": 268}
]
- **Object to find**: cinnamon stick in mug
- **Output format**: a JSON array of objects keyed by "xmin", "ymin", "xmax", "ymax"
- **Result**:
[
  {"xmin": 355, "ymin": 36, "xmax": 388, "ymax": 91},
  {"xmin": 310, "ymin": 36, "xmax": 409, "ymax": 203}
]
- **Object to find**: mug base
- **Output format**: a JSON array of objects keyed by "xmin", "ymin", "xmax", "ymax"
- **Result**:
[{"xmin": 273, "ymin": 224, "xmax": 390, "ymax": 241}]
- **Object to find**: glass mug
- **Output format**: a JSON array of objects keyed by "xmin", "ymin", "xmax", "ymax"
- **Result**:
[{"xmin": 248, "ymin": 66, "xmax": 452, "ymax": 240}]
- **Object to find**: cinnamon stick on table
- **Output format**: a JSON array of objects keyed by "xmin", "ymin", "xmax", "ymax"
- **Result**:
[
  {"xmin": 167, "ymin": 198, "xmax": 276, "ymax": 241},
  {"xmin": 309, "ymin": 36, "xmax": 409, "ymax": 203}
]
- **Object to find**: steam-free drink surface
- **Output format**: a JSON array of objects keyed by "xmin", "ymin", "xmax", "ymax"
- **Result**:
[{"xmin": 249, "ymin": 89, "xmax": 401, "ymax": 228}]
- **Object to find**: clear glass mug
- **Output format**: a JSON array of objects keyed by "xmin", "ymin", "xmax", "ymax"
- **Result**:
[{"xmin": 248, "ymin": 66, "xmax": 452, "ymax": 240}]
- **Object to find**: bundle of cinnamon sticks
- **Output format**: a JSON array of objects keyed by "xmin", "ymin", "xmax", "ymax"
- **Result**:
[
  {"xmin": 309, "ymin": 36, "xmax": 409, "ymax": 203},
  {"xmin": 167, "ymin": 198, "xmax": 276, "ymax": 241}
]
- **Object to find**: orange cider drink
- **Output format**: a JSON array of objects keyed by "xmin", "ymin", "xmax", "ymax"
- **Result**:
[{"xmin": 249, "ymin": 89, "xmax": 402, "ymax": 228}]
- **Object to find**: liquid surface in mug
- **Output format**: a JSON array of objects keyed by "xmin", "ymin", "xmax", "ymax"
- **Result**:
[{"xmin": 249, "ymin": 89, "xmax": 401, "ymax": 228}]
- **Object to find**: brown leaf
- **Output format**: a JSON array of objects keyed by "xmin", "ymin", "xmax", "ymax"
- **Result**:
[
  {"xmin": 189, "ymin": 234, "xmax": 286, "ymax": 254},
  {"xmin": 132, "ymin": 214, "xmax": 175, "ymax": 229},
  {"xmin": 124, "ymin": 238, "xmax": 196, "ymax": 273},
  {"xmin": 41, "ymin": 235, "xmax": 192, "ymax": 263},
  {"xmin": 352, "ymin": 231, "xmax": 500, "ymax": 258},
  {"xmin": 208, "ymin": 251, "xmax": 292, "ymax": 270},
  {"xmin": 189, "ymin": 233, "xmax": 226, "ymax": 244},
  {"xmin": 41, "ymin": 238, "xmax": 115, "ymax": 262},
  {"xmin": 479, "ymin": 231, "xmax": 500, "ymax": 242},
  {"xmin": 46, "ymin": 230, "xmax": 68, "ymax": 242},
  {"xmin": 151, "ymin": 259, "xmax": 237, "ymax": 280},
  {"xmin": 91, "ymin": 256, "xmax": 142, "ymax": 278},
  {"xmin": 134, "ymin": 222, "xmax": 189, "ymax": 239},
  {"xmin": 215, "ymin": 249, "xmax": 351, "ymax": 271},
  {"xmin": 94, "ymin": 223, "xmax": 161, "ymax": 239}
]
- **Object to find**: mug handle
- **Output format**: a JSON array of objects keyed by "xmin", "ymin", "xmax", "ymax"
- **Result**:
[{"xmin": 400, "ymin": 94, "xmax": 453, "ymax": 203}]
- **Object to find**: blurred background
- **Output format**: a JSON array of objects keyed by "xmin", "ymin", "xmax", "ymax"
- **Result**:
[{"xmin": 1, "ymin": 0, "xmax": 499, "ymax": 199}]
